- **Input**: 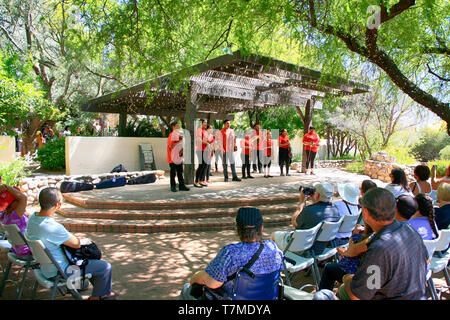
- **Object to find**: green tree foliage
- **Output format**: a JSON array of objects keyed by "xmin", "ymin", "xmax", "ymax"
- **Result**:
[
  {"xmin": 411, "ymin": 122, "xmax": 450, "ymax": 162},
  {"xmin": 0, "ymin": 157, "xmax": 31, "ymax": 186}
]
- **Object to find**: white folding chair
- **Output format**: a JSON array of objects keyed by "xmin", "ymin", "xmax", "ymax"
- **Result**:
[
  {"xmin": 429, "ymin": 229, "xmax": 450, "ymax": 298},
  {"xmin": 0, "ymin": 224, "xmax": 37, "ymax": 299},
  {"xmin": 311, "ymin": 218, "xmax": 343, "ymax": 284},
  {"xmin": 281, "ymin": 223, "xmax": 322, "ymax": 290},
  {"xmin": 25, "ymin": 236, "xmax": 83, "ymax": 300},
  {"xmin": 423, "ymin": 238, "xmax": 439, "ymax": 300},
  {"xmin": 0, "ymin": 224, "xmax": 12, "ymax": 275}
]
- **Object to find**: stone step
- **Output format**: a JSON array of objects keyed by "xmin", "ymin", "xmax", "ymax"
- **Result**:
[
  {"xmin": 55, "ymin": 212, "xmax": 292, "ymax": 234},
  {"xmin": 62, "ymin": 192, "xmax": 299, "ymax": 210},
  {"xmin": 57, "ymin": 203, "xmax": 298, "ymax": 221}
]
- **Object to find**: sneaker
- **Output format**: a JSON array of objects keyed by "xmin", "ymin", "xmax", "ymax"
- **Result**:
[
  {"xmin": 247, "ymin": 176, "xmax": 255, "ymax": 179},
  {"xmin": 224, "ymin": 178, "xmax": 229, "ymax": 182},
  {"xmin": 232, "ymin": 177, "xmax": 242, "ymax": 182},
  {"xmin": 200, "ymin": 183, "xmax": 208, "ymax": 187},
  {"xmin": 268, "ymin": 175, "xmax": 273, "ymax": 178},
  {"xmin": 242, "ymin": 176, "xmax": 248, "ymax": 179},
  {"xmin": 179, "ymin": 185, "xmax": 190, "ymax": 191},
  {"xmin": 264, "ymin": 175, "xmax": 269, "ymax": 178},
  {"xmin": 194, "ymin": 184, "xmax": 203, "ymax": 188},
  {"xmin": 171, "ymin": 187, "xmax": 178, "ymax": 192}
]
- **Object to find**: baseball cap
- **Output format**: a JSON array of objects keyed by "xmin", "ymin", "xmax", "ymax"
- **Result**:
[
  {"xmin": 236, "ymin": 207, "xmax": 263, "ymax": 228},
  {"xmin": 313, "ymin": 182, "xmax": 334, "ymax": 202},
  {"xmin": 337, "ymin": 183, "xmax": 360, "ymax": 205},
  {"xmin": 396, "ymin": 195, "xmax": 418, "ymax": 220}
]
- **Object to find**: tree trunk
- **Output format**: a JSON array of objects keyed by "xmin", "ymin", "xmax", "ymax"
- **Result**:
[{"xmin": 301, "ymin": 99, "xmax": 313, "ymax": 172}]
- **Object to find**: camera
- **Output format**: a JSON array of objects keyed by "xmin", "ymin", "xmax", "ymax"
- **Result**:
[{"xmin": 299, "ymin": 185, "xmax": 315, "ymax": 196}]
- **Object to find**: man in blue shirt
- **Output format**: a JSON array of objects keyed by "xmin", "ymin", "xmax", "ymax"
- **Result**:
[
  {"xmin": 25, "ymin": 187, "xmax": 117, "ymax": 300},
  {"xmin": 180, "ymin": 207, "xmax": 283, "ymax": 299}
]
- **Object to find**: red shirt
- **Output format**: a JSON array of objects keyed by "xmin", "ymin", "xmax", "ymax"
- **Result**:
[
  {"xmin": 220, "ymin": 128, "xmax": 236, "ymax": 152},
  {"xmin": 278, "ymin": 135, "xmax": 290, "ymax": 149},
  {"xmin": 240, "ymin": 137, "xmax": 251, "ymax": 155},
  {"xmin": 0, "ymin": 188, "xmax": 20, "ymax": 212},
  {"xmin": 303, "ymin": 132, "xmax": 320, "ymax": 152},
  {"xmin": 264, "ymin": 139, "xmax": 273, "ymax": 157},
  {"xmin": 250, "ymin": 130, "xmax": 263, "ymax": 150},
  {"xmin": 167, "ymin": 131, "xmax": 183, "ymax": 164},
  {"xmin": 195, "ymin": 128, "xmax": 208, "ymax": 151}
]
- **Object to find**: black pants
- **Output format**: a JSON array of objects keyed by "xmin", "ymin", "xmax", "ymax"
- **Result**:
[
  {"xmin": 305, "ymin": 149, "xmax": 317, "ymax": 169},
  {"xmin": 195, "ymin": 150, "xmax": 208, "ymax": 183},
  {"xmin": 169, "ymin": 163, "xmax": 185, "ymax": 189},
  {"xmin": 319, "ymin": 262, "xmax": 347, "ymax": 291},
  {"xmin": 223, "ymin": 152, "xmax": 238, "ymax": 179},
  {"xmin": 241, "ymin": 154, "xmax": 251, "ymax": 177},
  {"xmin": 252, "ymin": 150, "xmax": 262, "ymax": 172}
]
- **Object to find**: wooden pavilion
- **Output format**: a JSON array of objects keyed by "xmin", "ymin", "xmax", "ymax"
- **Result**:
[{"xmin": 82, "ymin": 51, "xmax": 369, "ymax": 183}]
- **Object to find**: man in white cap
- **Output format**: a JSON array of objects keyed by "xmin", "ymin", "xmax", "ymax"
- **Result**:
[
  {"xmin": 271, "ymin": 182, "xmax": 340, "ymax": 255},
  {"xmin": 333, "ymin": 183, "xmax": 361, "ymax": 246}
]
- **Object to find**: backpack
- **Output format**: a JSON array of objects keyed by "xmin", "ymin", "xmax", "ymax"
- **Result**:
[
  {"xmin": 110, "ymin": 164, "xmax": 128, "ymax": 173},
  {"xmin": 60, "ymin": 181, "xmax": 95, "ymax": 193},
  {"xmin": 126, "ymin": 173, "xmax": 157, "ymax": 185},
  {"xmin": 62, "ymin": 242, "xmax": 102, "ymax": 286}
]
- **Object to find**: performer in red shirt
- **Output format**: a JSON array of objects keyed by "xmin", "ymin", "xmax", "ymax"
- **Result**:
[
  {"xmin": 204, "ymin": 124, "xmax": 215, "ymax": 184},
  {"xmin": 240, "ymin": 133, "xmax": 254, "ymax": 179},
  {"xmin": 251, "ymin": 124, "xmax": 263, "ymax": 174},
  {"xmin": 194, "ymin": 119, "xmax": 210, "ymax": 188},
  {"xmin": 167, "ymin": 121, "xmax": 189, "ymax": 192},
  {"xmin": 220, "ymin": 119, "xmax": 241, "ymax": 182},
  {"xmin": 302, "ymin": 126, "xmax": 320, "ymax": 175},
  {"xmin": 262, "ymin": 130, "xmax": 274, "ymax": 178},
  {"xmin": 278, "ymin": 129, "xmax": 291, "ymax": 176}
]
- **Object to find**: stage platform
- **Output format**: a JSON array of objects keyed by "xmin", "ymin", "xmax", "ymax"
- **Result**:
[{"xmin": 56, "ymin": 168, "xmax": 383, "ymax": 234}]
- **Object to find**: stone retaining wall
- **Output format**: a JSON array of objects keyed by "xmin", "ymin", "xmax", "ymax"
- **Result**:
[
  {"xmin": 18, "ymin": 170, "xmax": 165, "ymax": 204},
  {"xmin": 363, "ymin": 151, "xmax": 416, "ymax": 183}
]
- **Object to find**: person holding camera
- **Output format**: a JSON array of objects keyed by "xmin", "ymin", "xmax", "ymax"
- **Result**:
[
  {"xmin": 271, "ymin": 182, "xmax": 340, "ymax": 255},
  {"xmin": 167, "ymin": 121, "xmax": 190, "ymax": 192}
]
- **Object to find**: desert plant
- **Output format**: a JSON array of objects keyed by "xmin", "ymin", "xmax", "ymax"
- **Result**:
[{"xmin": 0, "ymin": 156, "xmax": 31, "ymax": 186}]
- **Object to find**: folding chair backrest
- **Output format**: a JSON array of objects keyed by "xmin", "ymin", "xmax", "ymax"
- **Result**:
[
  {"xmin": 232, "ymin": 269, "xmax": 280, "ymax": 300},
  {"xmin": 25, "ymin": 238, "xmax": 53, "ymax": 265},
  {"xmin": 357, "ymin": 213, "xmax": 364, "ymax": 226},
  {"xmin": 315, "ymin": 217, "xmax": 343, "ymax": 242},
  {"xmin": 3, "ymin": 224, "xmax": 27, "ymax": 246},
  {"xmin": 423, "ymin": 239, "xmax": 438, "ymax": 260},
  {"xmin": 338, "ymin": 214, "xmax": 360, "ymax": 234},
  {"xmin": 287, "ymin": 223, "xmax": 322, "ymax": 253},
  {"xmin": 434, "ymin": 229, "xmax": 450, "ymax": 252}
]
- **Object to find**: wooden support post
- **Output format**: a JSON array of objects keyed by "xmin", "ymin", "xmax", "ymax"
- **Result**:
[
  {"xmin": 118, "ymin": 107, "xmax": 127, "ymax": 137},
  {"xmin": 301, "ymin": 99, "xmax": 314, "ymax": 173},
  {"xmin": 183, "ymin": 84, "xmax": 199, "ymax": 185}
]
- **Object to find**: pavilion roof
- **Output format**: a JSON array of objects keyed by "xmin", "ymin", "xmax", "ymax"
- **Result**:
[{"xmin": 81, "ymin": 51, "xmax": 369, "ymax": 118}]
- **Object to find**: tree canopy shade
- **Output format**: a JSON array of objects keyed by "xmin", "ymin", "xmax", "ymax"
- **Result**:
[
  {"xmin": 81, "ymin": 50, "xmax": 369, "ymax": 118},
  {"xmin": 75, "ymin": 0, "xmax": 449, "ymax": 133}
]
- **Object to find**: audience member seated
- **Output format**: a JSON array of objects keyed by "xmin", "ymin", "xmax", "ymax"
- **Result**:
[
  {"xmin": 407, "ymin": 194, "xmax": 439, "ymax": 240},
  {"xmin": 25, "ymin": 187, "xmax": 117, "ymax": 300},
  {"xmin": 179, "ymin": 207, "xmax": 283, "ymax": 300},
  {"xmin": 431, "ymin": 164, "xmax": 450, "ymax": 191},
  {"xmin": 314, "ymin": 188, "xmax": 428, "ymax": 300},
  {"xmin": 0, "ymin": 184, "xmax": 32, "ymax": 260},
  {"xmin": 410, "ymin": 165, "xmax": 432, "ymax": 196},
  {"xmin": 318, "ymin": 224, "xmax": 373, "ymax": 291},
  {"xmin": 385, "ymin": 168, "xmax": 414, "ymax": 198},
  {"xmin": 333, "ymin": 183, "xmax": 361, "ymax": 246},
  {"xmin": 271, "ymin": 183, "xmax": 339, "ymax": 255},
  {"xmin": 395, "ymin": 195, "xmax": 418, "ymax": 221},
  {"xmin": 435, "ymin": 182, "xmax": 450, "ymax": 230}
]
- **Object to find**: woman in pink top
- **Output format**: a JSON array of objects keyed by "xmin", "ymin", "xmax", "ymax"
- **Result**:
[{"xmin": 0, "ymin": 184, "xmax": 31, "ymax": 258}]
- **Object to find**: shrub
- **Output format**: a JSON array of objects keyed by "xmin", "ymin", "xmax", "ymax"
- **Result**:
[
  {"xmin": 411, "ymin": 125, "xmax": 450, "ymax": 162},
  {"xmin": 428, "ymin": 160, "xmax": 449, "ymax": 178},
  {"xmin": 0, "ymin": 157, "xmax": 31, "ymax": 186},
  {"xmin": 344, "ymin": 161, "xmax": 364, "ymax": 174},
  {"xmin": 36, "ymin": 137, "xmax": 65, "ymax": 170},
  {"xmin": 439, "ymin": 145, "xmax": 450, "ymax": 160},
  {"xmin": 381, "ymin": 145, "xmax": 417, "ymax": 165}
]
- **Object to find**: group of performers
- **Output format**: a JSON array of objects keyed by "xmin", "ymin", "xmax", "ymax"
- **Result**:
[{"xmin": 167, "ymin": 120, "xmax": 320, "ymax": 192}]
